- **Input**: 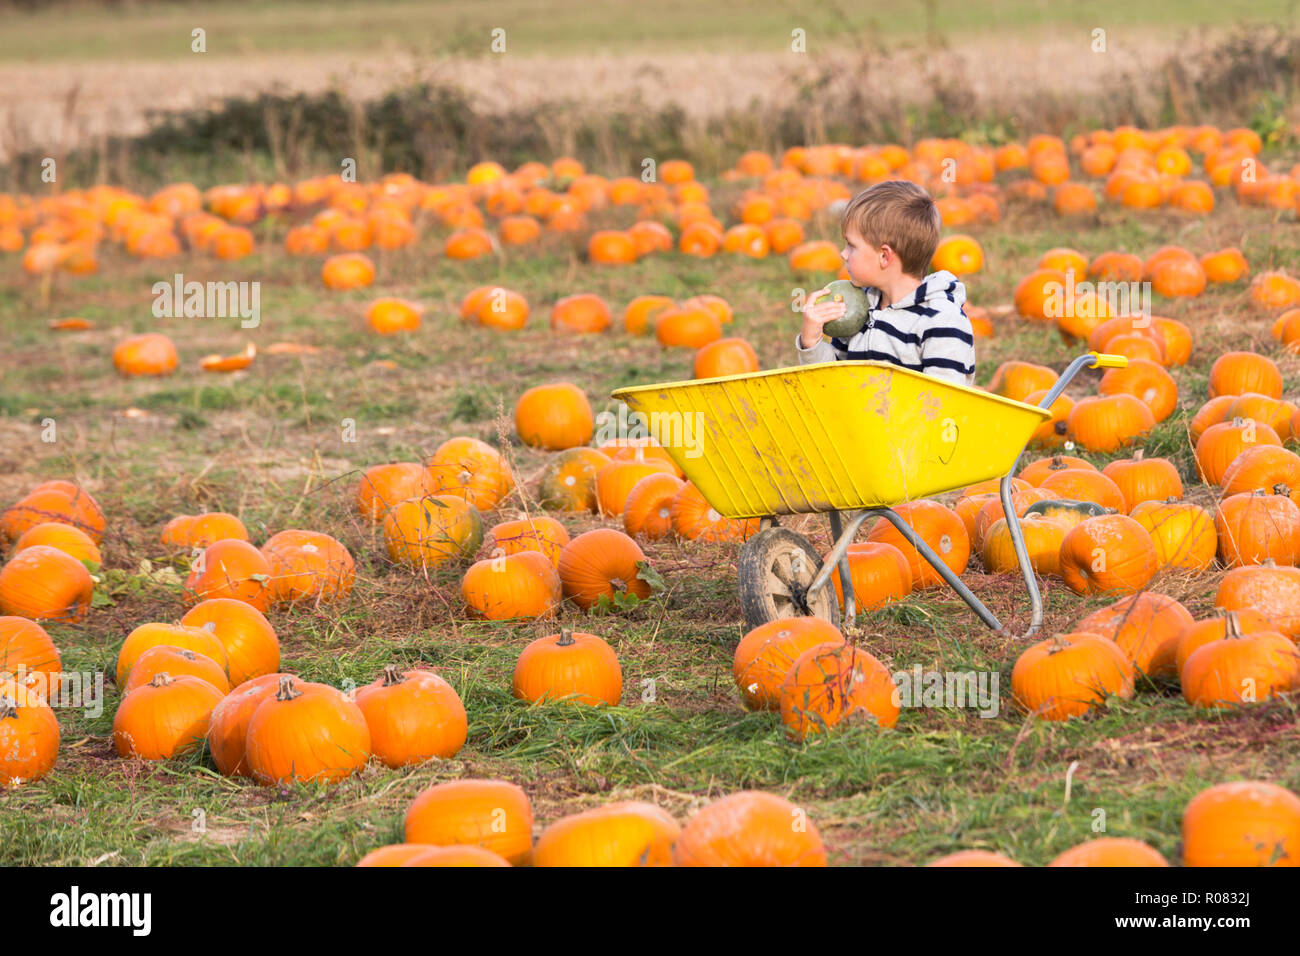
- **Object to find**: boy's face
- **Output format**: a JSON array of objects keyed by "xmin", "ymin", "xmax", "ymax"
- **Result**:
[{"xmin": 842, "ymin": 226, "xmax": 889, "ymax": 286}]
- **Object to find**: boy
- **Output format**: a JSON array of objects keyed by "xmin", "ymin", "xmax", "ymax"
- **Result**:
[{"xmin": 796, "ymin": 180, "xmax": 976, "ymax": 386}]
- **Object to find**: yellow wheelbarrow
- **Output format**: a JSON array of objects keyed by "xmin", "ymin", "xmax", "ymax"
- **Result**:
[{"xmin": 611, "ymin": 353, "xmax": 1127, "ymax": 638}]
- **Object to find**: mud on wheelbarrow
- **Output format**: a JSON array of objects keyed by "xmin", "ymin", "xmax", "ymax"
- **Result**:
[{"xmin": 611, "ymin": 352, "xmax": 1127, "ymax": 638}]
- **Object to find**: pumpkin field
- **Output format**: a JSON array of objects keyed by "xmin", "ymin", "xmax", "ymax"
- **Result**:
[{"xmin": 3, "ymin": 0, "xmax": 1300, "ymax": 872}]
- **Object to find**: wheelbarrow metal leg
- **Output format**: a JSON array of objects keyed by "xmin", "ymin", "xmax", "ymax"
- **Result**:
[
  {"xmin": 806, "ymin": 509, "xmax": 873, "ymax": 607},
  {"xmin": 759, "ymin": 515, "xmax": 780, "ymax": 532},
  {"xmin": 828, "ymin": 510, "xmax": 856, "ymax": 620},
  {"xmin": 999, "ymin": 474, "xmax": 1043, "ymax": 640},
  {"xmin": 817, "ymin": 507, "xmax": 1006, "ymax": 633}
]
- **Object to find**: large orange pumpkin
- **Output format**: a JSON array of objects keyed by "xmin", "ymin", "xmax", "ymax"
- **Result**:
[
  {"xmin": 675, "ymin": 791, "xmax": 826, "ymax": 866},
  {"xmin": 0, "ymin": 546, "xmax": 94, "ymax": 622},
  {"xmin": 1059, "ymin": 515, "xmax": 1158, "ymax": 596},
  {"xmin": 556, "ymin": 529, "xmax": 653, "ymax": 610},
  {"xmin": 1182, "ymin": 781, "xmax": 1300, "ymax": 866},
  {"xmin": 864, "ymin": 500, "xmax": 969, "ymax": 588},
  {"xmin": 183, "ymin": 539, "xmax": 272, "ymax": 611},
  {"xmin": 515, "ymin": 383, "xmax": 593, "ymax": 450}
]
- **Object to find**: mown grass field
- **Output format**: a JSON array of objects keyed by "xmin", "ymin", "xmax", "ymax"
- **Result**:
[
  {"xmin": 2, "ymin": 0, "xmax": 1294, "ymax": 61},
  {"xmin": 4, "ymin": 146, "xmax": 1300, "ymax": 865}
]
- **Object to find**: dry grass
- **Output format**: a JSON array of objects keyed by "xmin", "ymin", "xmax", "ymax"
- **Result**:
[{"xmin": 0, "ymin": 31, "xmax": 1238, "ymax": 163}]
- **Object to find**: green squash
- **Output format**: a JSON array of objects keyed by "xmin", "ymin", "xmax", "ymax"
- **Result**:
[
  {"xmin": 1023, "ymin": 498, "xmax": 1114, "ymax": 528},
  {"xmin": 820, "ymin": 280, "xmax": 871, "ymax": 339}
]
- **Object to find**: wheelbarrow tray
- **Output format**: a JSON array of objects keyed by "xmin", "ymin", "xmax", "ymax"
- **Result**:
[{"xmin": 611, "ymin": 361, "xmax": 1050, "ymax": 519}]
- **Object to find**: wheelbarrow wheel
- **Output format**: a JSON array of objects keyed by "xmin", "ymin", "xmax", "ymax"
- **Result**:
[{"xmin": 737, "ymin": 527, "xmax": 842, "ymax": 632}]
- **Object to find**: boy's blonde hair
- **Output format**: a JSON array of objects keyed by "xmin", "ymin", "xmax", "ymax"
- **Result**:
[{"xmin": 841, "ymin": 180, "xmax": 941, "ymax": 278}]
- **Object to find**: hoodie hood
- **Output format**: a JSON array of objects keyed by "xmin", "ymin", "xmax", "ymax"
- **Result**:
[{"xmin": 886, "ymin": 270, "xmax": 967, "ymax": 312}]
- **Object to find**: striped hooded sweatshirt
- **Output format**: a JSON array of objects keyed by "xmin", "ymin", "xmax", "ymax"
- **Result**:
[{"xmin": 794, "ymin": 269, "xmax": 976, "ymax": 386}]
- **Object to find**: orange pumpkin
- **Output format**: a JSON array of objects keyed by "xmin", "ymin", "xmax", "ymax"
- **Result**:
[
  {"xmin": 556, "ymin": 528, "xmax": 652, "ymax": 610},
  {"xmin": 13, "ymin": 522, "xmax": 101, "ymax": 566},
  {"xmin": 670, "ymin": 482, "xmax": 757, "ymax": 542},
  {"xmin": 1215, "ymin": 488, "xmax": 1300, "ymax": 567},
  {"xmin": 732, "ymin": 617, "xmax": 845, "ymax": 711},
  {"xmin": 462, "ymin": 550, "xmax": 562, "ymax": 620},
  {"xmin": 261, "ymin": 530, "xmax": 354, "ymax": 606},
  {"xmin": 1102, "ymin": 453, "xmax": 1183, "ymax": 511},
  {"xmin": 622, "ymin": 472, "xmax": 685, "ymax": 541},
  {"xmin": 534, "ymin": 801, "xmax": 679, "ymax": 867},
  {"xmin": 1215, "ymin": 560, "xmax": 1300, "ymax": 639},
  {"xmin": 1221, "ymin": 445, "xmax": 1300, "ymax": 497},
  {"xmin": 1049, "ymin": 838, "xmax": 1169, "ymax": 867},
  {"xmin": 1130, "ymin": 498, "xmax": 1216, "ymax": 572},
  {"xmin": 183, "ymin": 539, "xmax": 272, "ymax": 611},
  {"xmin": 113, "ymin": 333, "xmax": 178, "ymax": 377},
  {"xmin": 780, "ymin": 642, "xmax": 899, "ymax": 740},
  {"xmin": 655, "ymin": 306, "xmax": 722, "ymax": 349},
  {"xmin": 1209, "ymin": 351, "xmax": 1283, "ymax": 400},
  {"xmin": 113, "ymin": 672, "xmax": 224, "ymax": 760},
  {"xmin": 356, "ymin": 463, "xmax": 429, "ymax": 523},
  {"xmin": 538, "ymin": 447, "xmax": 611, "ymax": 512},
  {"xmin": 1075, "ymin": 592, "xmax": 1194, "ymax": 679},
  {"xmin": 1181, "ymin": 626, "xmax": 1300, "ymax": 708},
  {"xmin": 364, "ymin": 298, "xmax": 421, "ymax": 335},
  {"xmin": 321, "ymin": 253, "xmax": 375, "ymax": 290},
  {"xmin": 515, "ymin": 383, "xmax": 593, "ymax": 450},
  {"xmin": 550, "ymin": 293, "xmax": 612, "ymax": 334},
  {"xmin": 1182, "ymin": 780, "xmax": 1300, "ymax": 867},
  {"xmin": 1098, "ymin": 360, "xmax": 1178, "ymax": 423},
  {"xmin": 1059, "ymin": 515, "xmax": 1159, "ymax": 596},
  {"xmin": 675, "ymin": 791, "xmax": 826, "ymax": 866},
  {"xmin": 693, "ymin": 338, "xmax": 759, "ymax": 378},
  {"xmin": 0, "ymin": 546, "xmax": 94, "ymax": 622},
  {"xmin": 405, "ymin": 779, "xmax": 534, "ymax": 865},
  {"xmin": 830, "ymin": 542, "xmax": 914, "ymax": 611},
  {"xmin": 354, "ymin": 666, "xmax": 467, "ymax": 767},
  {"xmin": 512, "ymin": 628, "xmax": 622, "ymax": 706},
  {"xmin": 179, "ymin": 598, "xmax": 279, "ymax": 686},
  {"xmin": 1066, "ymin": 395, "xmax": 1155, "ymax": 453},
  {"xmin": 864, "ymin": 500, "xmax": 969, "ymax": 588},
  {"xmin": 244, "ymin": 677, "xmax": 371, "ymax": 785},
  {"xmin": 426, "ymin": 436, "xmax": 514, "ymax": 510},
  {"xmin": 622, "ymin": 295, "xmax": 676, "ymax": 335},
  {"xmin": 1010, "ymin": 632, "xmax": 1135, "ymax": 720}
]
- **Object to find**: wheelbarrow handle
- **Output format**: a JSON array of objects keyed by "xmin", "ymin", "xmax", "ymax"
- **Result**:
[
  {"xmin": 1032, "ymin": 352, "xmax": 1127, "ymax": 412},
  {"xmin": 997, "ymin": 351, "xmax": 1127, "ymax": 639},
  {"xmin": 1089, "ymin": 351, "xmax": 1129, "ymax": 370}
]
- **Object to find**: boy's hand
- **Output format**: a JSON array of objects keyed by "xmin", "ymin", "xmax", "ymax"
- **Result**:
[{"xmin": 799, "ymin": 287, "xmax": 847, "ymax": 349}]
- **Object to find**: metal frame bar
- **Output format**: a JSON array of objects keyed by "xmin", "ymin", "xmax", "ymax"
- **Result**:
[{"xmin": 756, "ymin": 353, "xmax": 1109, "ymax": 639}]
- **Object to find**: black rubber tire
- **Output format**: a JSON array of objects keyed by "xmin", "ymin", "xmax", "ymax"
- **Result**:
[{"xmin": 737, "ymin": 527, "xmax": 842, "ymax": 632}]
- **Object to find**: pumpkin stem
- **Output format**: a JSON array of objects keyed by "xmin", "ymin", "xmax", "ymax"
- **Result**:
[
  {"xmin": 1049, "ymin": 456, "xmax": 1066, "ymax": 470},
  {"xmin": 149, "ymin": 672, "xmax": 174, "ymax": 688},
  {"xmin": 381, "ymin": 664, "xmax": 405, "ymax": 686},
  {"xmin": 609, "ymin": 577, "xmax": 626, "ymax": 593},
  {"xmin": 0, "ymin": 694, "xmax": 16, "ymax": 720},
  {"xmin": 558, "ymin": 628, "xmax": 575, "ymax": 647},
  {"xmin": 1224, "ymin": 612, "xmax": 1243, "ymax": 640},
  {"xmin": 1133, "ymin": 449, "xmax": 1144, "ymax": 461},
  {"xmin": 275, "ymin": 675, "xmax": 302, "ymax": 701},
  {"xmin": 1047, "ymin": 634, "xmax": 1072, "ymax": 653},
  {"xmin": 1275, "ymin": 483, "xmax": 1292, "ymax": 498},
  {"xmin": 1164, "ymin": 496, "xmax": 1180, "ymax": 503}
]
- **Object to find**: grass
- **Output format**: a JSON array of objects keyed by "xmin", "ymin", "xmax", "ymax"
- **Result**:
[
  {"xmin": 4, "ymin": 136, "xmax": 1300, "ymax": 865},
  {"xmin": 2, "ymin": 0, "xmax": 1297, "ymax": 62}
]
